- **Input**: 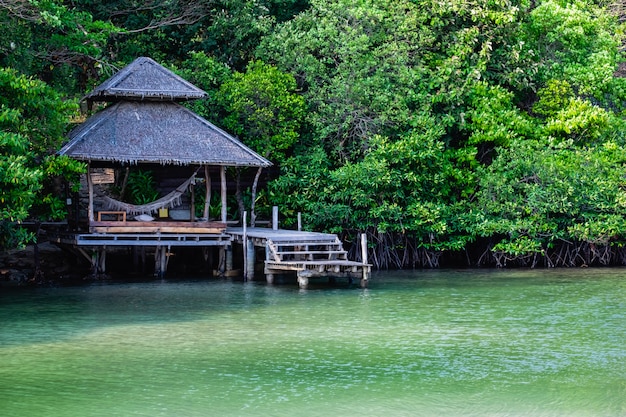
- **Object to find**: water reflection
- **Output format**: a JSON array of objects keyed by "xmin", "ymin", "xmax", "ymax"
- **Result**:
[{"xmin": 0, "ymin": 269, "xmax": 624, "ymax": 417}]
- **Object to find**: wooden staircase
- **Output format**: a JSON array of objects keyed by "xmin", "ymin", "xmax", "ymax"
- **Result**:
[{"xmin": 264, "ymin": 236, "xmax": 370, "ymax": 288}]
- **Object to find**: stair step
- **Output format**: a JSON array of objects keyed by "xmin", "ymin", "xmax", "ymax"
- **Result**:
[{"xmin": 276, "ymin": 250, "xmax": 347, "ymax": 255}]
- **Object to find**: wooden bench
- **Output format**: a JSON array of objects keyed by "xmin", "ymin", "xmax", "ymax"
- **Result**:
[{"xmin": 97, "ymin": 211, "xmax": 126, "ymax": 222}]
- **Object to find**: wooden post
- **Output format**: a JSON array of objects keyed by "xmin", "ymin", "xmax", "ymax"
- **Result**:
[
  {"xmin": 246, "ymin": 239, "xmax": 255, "ymax": 281},
  {"xmin": 168, "ymin": 246, "xmax": 173, "ymax": 270},
  {"xmin": 297, "ymin": 212, "xmax": 302, "ymax": 231},
  {"xmin": 190, "ymin": 180, "xmax": 195, "ymax": 222},
  {"xmin": 219, "ymin": 166, "xmax": 228, "ymax": 274},
  {"xmin": 243, "ymin": 211, "xmax": 248, "ymax": 281},
  {"xmin": 265, "ymin": 243, "xmax": 274, "ymax": 284},
  {"xmin": 361, "ymin": 233, "xmax": 369, "ymax": 287},
  {"xmin": 218, "ymin": 247, "xmax": 225, "ymax": 275},
  {"xmin": 297, "ymin": 271, "xmax": 309, "ymax": 289},
  {"xmin": 272, "ymin": 206, "xmax": 279, "ymax": 230},
  {"xmin": 154, "ymin": 246, "xmax": 161, "ymax": 277},
  {"xmin": 226, "ymin": 247, "xmax": 233, "ymax": 274},
  {"xmin": 87, "ymin": 163, "xmax": 94, "ymax": 223},
  {"xmin": 220, "ymin": 166, "xmax": 227, "ymax": 223},
  {"xmin": 90, "ymin": 250, "xmax": 98, "ymax": 277},
  {"xmin": 99, "ymin": 247, "xmax": 106, "ymax": 274},
  {"xmin": 203, "ymin": 165, "xmax": 211, "ymax": 220},
  {"xmin": 156, "ymin": 246, "xmax": 166, "ymax": 278},
  {"xmin": 153, "ymin": 246, "xmax": 168, "ymax": 278}
]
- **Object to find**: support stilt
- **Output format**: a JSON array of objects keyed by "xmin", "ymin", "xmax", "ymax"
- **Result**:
[
  {"xmin": 243, "ymin": 211, "xmax": 248, "ymax": 281},
  {"xmin": 360, "ymin": 233, "xmax": 369, "ymax": 288},
  {"xmin": 90, "ymin": 251, "xmax": 98, "ymax": 276},
  {"xmin": 265, "ymin": 241, "xmax": 273, "ymax": 284},
  {"xmin": 99, "ymin": 248, "xmax": 106, "ymax": 274},
  {"xmin": 225, "ymin": 246, "xmax": 233, "ymax": 273},
  {"xmin": 246, "ymin": 239, "xmax": 255, "ymax": 280},
  {"xmin": 154, "ymin": 246, "xmax": 161, "ymax": 277},
  {"xmin": 272, "ymin": 206, "xmax": 279, "ymax": 231},
  {"xmin": 297, "ymin": 273, "xmax": 309, "ymax": 289},
  {"xmin": 218, "ymin": 247, "xmax": 226, "ymax": 275},
  {"xmin": 160, "ymin": 246, "xmax": 167, "ymax": 277}
]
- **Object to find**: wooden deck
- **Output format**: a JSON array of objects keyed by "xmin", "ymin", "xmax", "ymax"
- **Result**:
[
  {"xmin": 90, "ymin": 220, "xmax": 226, "ymax": 235},
  {"xmin": 229, "ymin": 227, "xmax": 371, "ymax": 288},
  {"xmin": 51, "ymin": 221, "xmax": 229, "ymax": 247},
  {"xmin": 49, "ymin": 223, "xmax": 370, "ymax": 288}
]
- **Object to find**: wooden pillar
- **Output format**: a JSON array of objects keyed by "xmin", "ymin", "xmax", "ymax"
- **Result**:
[
  {"xmin": 220, "ymin": 166, "xmax": 227, "ymax": 223},
  {"xmin": 190, "ymin": 178, "xmax": 195, "ymax": 222},
  {"xmin": 87, "ymin": 163, "xmax": 94, "ymax": 223},
  {"xmin": 218, "ymin": 247, "xmax": 225, "ymax": 275},
  {"xmin": 297, "ymin": 212, "xmax": 302, "ymax": 231},
  {"xmin": 161, "ymin": 246, "xmax": 168, "ymax": 277},
  {"xmin": 361, "ymin": 233, "xmax": 369, "ymax": 288},
  {"xmin": 297, "ymin": 272, "xmax": 309, "ymax": 289},
  {"xmin": 265, "ymin": 242, "xmax": 274, "ymax": 284},
  {"xmin": 226, "ymin": 246, "xmax": 233, "ymax": 273},
  {"xmin": 154, "ymin": 246, "xmax": 161, "ymax": 277},
  {"xmin": 219, "ymin": 166, "xmax": 228, "ymax": 275},
  {"xmin": 203, "ymin": 165, "xmax": 211, "ymax": 220},
  {"xmin": 99, "ymin": 247, "xmax": 106, "ymax": 274},
  {"xmin": 90, "ymin": 250, "xmax": 98, "ymax": 276},
  {"xmin": 154, "ymin": 246, "xmax": 168, "ymax": 278},
  {"xmin": 272, "ymin": 206, "xmax": 279, "ymax": 230},
  {"xmin": 246, "ymin": 239, "xmax": 255, "ymax": 281},
  {"xmin": 243, "ymin": 211, "xmax": 248, "ymax": 281},
  {"xmin": 243, "ymin": 211, "xmax": 255, "ymax": 281}
]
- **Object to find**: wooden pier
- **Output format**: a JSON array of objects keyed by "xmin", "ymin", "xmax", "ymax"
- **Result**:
[
  {"xmin": 51, "ymin": 222, "xmax": 370, "ymax": 288},
  {"xmin": 228, "ymin": 227, "xmax": 371, "ymax": 288}
]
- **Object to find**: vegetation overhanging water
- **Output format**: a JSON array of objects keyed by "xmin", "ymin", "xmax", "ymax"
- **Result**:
[{"xmin": 0, "ymin": 268, "xmax": 624, "ymax": 417}]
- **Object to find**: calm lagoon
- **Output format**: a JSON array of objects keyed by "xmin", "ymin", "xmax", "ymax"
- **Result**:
[{"xmin": 1, "ymin": 269, "xmax": 624, "ymax": 416}]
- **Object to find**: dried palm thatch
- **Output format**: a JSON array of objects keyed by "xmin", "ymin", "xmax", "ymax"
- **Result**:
[
  {"xmin": 60, "ymin": 100, "xmax": 271, "ymax": 167},
  {"xmin": 84, "ymin": 56, "xmax": 206, "ymax": 102}
]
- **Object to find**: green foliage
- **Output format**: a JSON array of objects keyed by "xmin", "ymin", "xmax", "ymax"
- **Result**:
[
  {"xmin": 258, "ymin": 0, "xmax": 432, "ymax": 162},
  {"xmin": 127, "ymin": 170, "xmax": 159, "ymax": 205},
  {"xmin": 219, "ymin": 60, "xmax": 305, "ymax": 162},
  {"xmin": 173, "ymin": 52, "xmax": 233, "ymax": 121},
  {"xmin": 0, "ymin": 68, "xmax": 83, "ymax": 249},
  {"xmin": 2, "ymin": 0, "xmax": 625, "ymax": 266},
  {"xmin": 523, "ymin": 0, "xmax": 621, "ymax": 97},
  {"xmin": 0, "ymin": 0, "xmax": 118, "ymax": 94},
  {"xmin": 79, "ymin": 0, "xmax": 300, "ymax": 72},
  {"xmin": 260, "ymin": 0, "xmax": 626, "ymax": 266},
  {"xmin": 468, "ymin": 139, "xmax": 626, "ymax": 256}
]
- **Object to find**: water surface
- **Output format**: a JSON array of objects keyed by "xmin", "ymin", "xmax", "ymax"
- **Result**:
[{"xmin": 1, "ymin": 269, "xmax": 624, "ymax": 416}]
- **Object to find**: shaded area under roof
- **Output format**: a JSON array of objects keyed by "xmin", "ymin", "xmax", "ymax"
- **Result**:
[
  {"xmin": 59, "ymin": 101, "xmax": 271, "ymax": 167},
  {"xmin": 84, "ymin": 57, "xmax": 207, "ymax": 102}
]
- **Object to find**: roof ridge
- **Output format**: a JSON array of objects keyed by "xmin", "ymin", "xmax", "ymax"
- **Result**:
[{"xmin": 84, "ymin": 57, "xmax": 207, "ymax": 103}]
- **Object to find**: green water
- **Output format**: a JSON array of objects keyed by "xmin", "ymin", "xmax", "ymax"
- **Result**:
[{"xmin": 0, "ymin": 269, "xmax": 624, "ymax": 417}]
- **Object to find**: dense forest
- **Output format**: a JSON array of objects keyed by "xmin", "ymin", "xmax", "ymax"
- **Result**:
[{"xmin": 1, "ymin": 0, "xmax": 625, "ymax": 269}]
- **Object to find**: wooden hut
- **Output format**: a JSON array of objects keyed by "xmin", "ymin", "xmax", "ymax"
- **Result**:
[{"xmin": 56, "ymin": 57, "xmax": 271, "ymax": 276}]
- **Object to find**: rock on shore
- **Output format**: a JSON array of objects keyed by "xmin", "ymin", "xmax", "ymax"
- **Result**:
[{"xmin": 0, "ymin": 242, "xmax": 81, "ymax": 287}]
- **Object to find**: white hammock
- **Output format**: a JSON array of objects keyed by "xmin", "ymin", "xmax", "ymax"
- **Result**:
[{"xmin": 100, "ymin": 173, "xmax": 196, "ymax": 216}]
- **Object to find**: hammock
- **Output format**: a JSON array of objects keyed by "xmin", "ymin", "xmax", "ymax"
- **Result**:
[{"xmin": 100, "ymin": 173, "xmax": 196, "ymax": 216}]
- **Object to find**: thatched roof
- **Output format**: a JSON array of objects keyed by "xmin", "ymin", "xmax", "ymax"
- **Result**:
[
  {"xmin": 84, "ymin": 57, "xmax": 206, "ymax": 102},
  {"xmin": 59, "ymin": 101, "xmax": 271, "ymax": 167}
]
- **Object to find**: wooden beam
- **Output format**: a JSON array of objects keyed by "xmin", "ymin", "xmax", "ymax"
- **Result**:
[
  {"xmin": 204, "ymin": 165, "xmax": 211, "ymax": 220},
  {"xmin": 190, "ymin": 177, "xmax": 195, "ymax": 223},
  {"xmin": 87, "ymin": 163, "xmax": 94, "ymax": 223},
  {"xmin": 220, "ymin": 166, "xmax": 227, "ymax": 223},
  {"xmin": 91, "ymin": 226, "xmax": 225, "ymax": 234}
]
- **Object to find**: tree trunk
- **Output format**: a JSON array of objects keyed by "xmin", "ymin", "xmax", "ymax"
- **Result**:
[
  {"xmin": 250, "ymin": 167, "xmax": 263, "ymax": 227},
  {"xmin": 235, "ymin": 167, "xmax": 245, "ymax": 223}
]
